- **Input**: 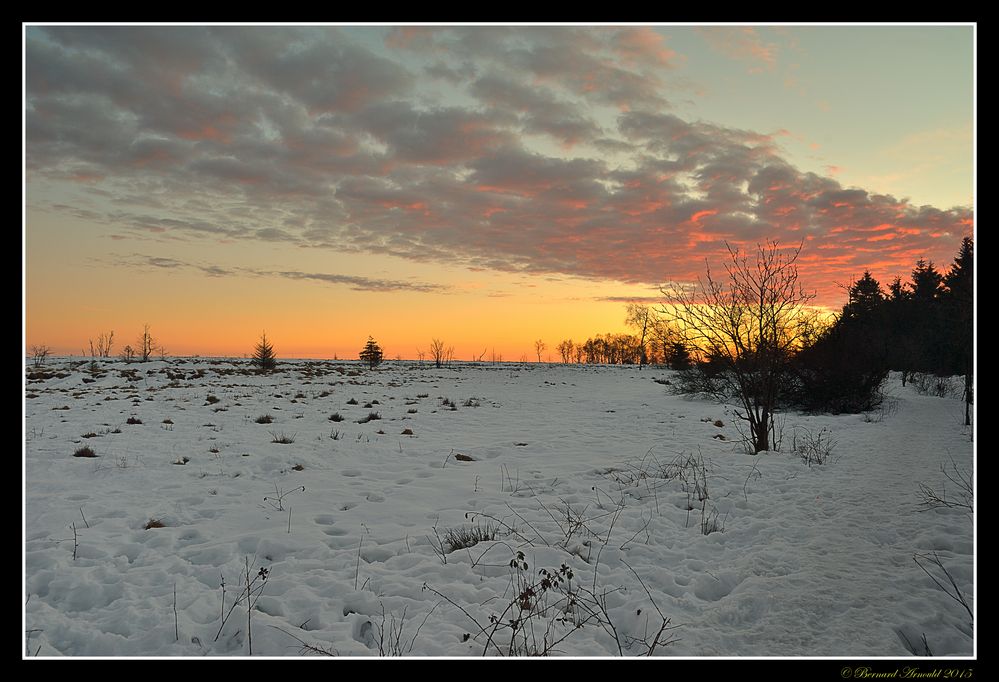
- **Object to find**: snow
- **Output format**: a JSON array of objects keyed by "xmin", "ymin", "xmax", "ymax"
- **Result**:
[{"xmin": 23, "ymin": 359, "xmax": 975, "ymax": 657}]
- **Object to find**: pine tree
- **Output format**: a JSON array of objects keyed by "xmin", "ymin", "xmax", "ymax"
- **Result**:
[
  {"xmin": 359, "ymin": 337, "xmax": 383, "ymax": 369},
  {"xmin": 943, "ymin": 237, "xmax": 974, "ymax": 425},
  {"xmin": 888, "ymin": 276, "xmax": 909, "ymax": 302},
  {"xmin": 844, "ymin": 270, "xmax": 885, "ymax": 319},
  {"xmin": 910, "ymin": 259, "xmax": 943, "ymax": 302},
  {"xmin": 944, "ymin": 237, "xmax": 973, "ymax": 302},
  {"xmin": 252, "ymin": 332, "xmax": 277, "ymax": 372}
]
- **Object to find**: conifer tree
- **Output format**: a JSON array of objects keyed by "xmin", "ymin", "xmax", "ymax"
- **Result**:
[
  {"xmin": 943, "ymin": 237, "xmax": 974, "ymax": 425},
  {"xmin": 252, "ymin": 332, "xmax": 277, "ymax": 372},
  {"xmin": 359, "ymin": 337, "xmax": 384, "ymax": 369}
]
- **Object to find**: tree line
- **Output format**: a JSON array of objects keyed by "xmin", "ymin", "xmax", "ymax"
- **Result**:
[{"xmin": 794, "ymin": 236, "xmax": 973, "ymax": 423}]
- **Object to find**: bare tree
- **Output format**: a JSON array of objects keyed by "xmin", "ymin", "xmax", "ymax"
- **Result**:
[
  {"xmin": 137, "ymin": 324, "xmax": 159, "ymax": 362},
  {"xmin": 90, "ymin": 331, "xmax": 115, "ymax": 358},
  {"xmin": 556, "ymin": 339, "xmax": 574, "ymax": 364},
  {"xmin": 658, "ymin": 241, "xmax": 815, "ymax": 453},
  {"xmin": 534, "ymin": 339, "xmax": 546, "ymax": 363},
  {"xmin": 430, "ymin": 339, "xmax": 447, "ymax": 368},
  {"xmin": 625, "ymin": 305, "xmax": 653, "ymax": 368},
  {"xmin": 30, "ymin": 345, "xmax": 51, "ymax": 368},
  {"xmin": 120, "ymin": 345, "xmax": 135, "ymax": 362}
]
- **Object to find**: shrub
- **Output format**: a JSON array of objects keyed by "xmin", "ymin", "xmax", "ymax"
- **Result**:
[
  {"xmin": 443, "ymin": 523, "xmax": 498, "ymax": 552},
  {"xmin": 30, "ymin": 344, "xmax": 51, "ymax": 368},
  {"xmin": 329, "ymin": 412, "xmax": 344, "ymax": 422},
  {"xmin": 143, "ymin": 518, "xmax": 165, "ymax": 529},
  {"xmin": 911, "ymin": 373, "xmax": 958, "ymax": 398},
  {"xmin": 255, "ymin": 414, "xmax": 274, "ymax": 424},
  {"xmin": 73, "ymin": 446, "xmax": 97, "ymax": 458},
  {"xmin": 791, "ymin": 426, "xmax": 837, "ymax": 466},
  {"xmin": 346, "ymin": 398, "xmax": 358, "ymax": 405},
  {"xmin": 126, "ymin": 416, "xmax": 143, "ymax": 425},
  {"xmin": 270, "ymin": 431, "xmax": 297, "ymax": 444},
  {"xmin": 356, "ymin": 411, "xmax": 381, "ymax": 424}
]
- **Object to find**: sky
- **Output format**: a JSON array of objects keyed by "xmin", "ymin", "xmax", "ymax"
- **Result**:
[{"xmin": 23, "ymin": 24, "xmax": 975, "ymax": 360}]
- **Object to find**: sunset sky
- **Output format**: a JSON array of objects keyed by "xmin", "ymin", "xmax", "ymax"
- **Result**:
[{"xmin": 24, "ymin": 24, "xmax": 974, "ymax": 360}]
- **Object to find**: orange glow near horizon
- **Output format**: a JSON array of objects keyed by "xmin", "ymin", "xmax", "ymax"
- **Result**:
[{"xmin": 24, "ymin": 206, "xmax": 966, "ymax": 361}]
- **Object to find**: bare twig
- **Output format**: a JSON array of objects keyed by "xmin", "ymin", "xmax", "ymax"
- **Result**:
[
  {"xmin": 269, "ymin": 625, "xmax": 338, "ymax": 656},
  {"xmin": 913, "ymin": 552, "xmax": 973, "ymax": 623},
  {"xmin": 173, "ymin": 582, "xmax": 179, "ymax": 642}
]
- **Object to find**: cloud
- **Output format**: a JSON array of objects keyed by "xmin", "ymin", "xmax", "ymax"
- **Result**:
[
  {"xmin": 263, "ymin": 270, "xmax": 445, "ymax": 293},
  {"xmin": 595, "ymin": 296, "xmax": 665, "ymax": 304},
  {"xmin": 26, "ymin": 26, "xmax": 972, "ymax": 308},
  {"xmin": 215, "ymin": 27, "xmax": 413, "ymax": 114},
  {"xmin": 697, "ymin": 27, "xmax": 779, "ymax": 72},
  {"xmin": 470, "ymin": 73, "xmax": 602, "ymax": 146},
  {"xmin": 120, "ymin": 254, "xmax": 443, "ymax": 293},
  {"xmin": 610, "ymin": 27, "xmax": 677, "ymax": 67}
]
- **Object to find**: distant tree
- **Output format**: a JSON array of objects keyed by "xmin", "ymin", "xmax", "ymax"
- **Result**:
[
  {"xmin": 30, "ymin": 344, "xmax": 51, "ymax": 368},
  {"xmin": 557, "ymin": 339, "xmax": 574, "ymax": 364},
  {"xmin": 120, "ymin": 345, "xmax": 135, "ymax": 363},
  {"xmin": 137, "ymin": 324, "xmax": 160, "ymax": 362},
  {"xmin": 534, "ymin": 339, "xmax": 546, "ymax": 363},
  {"xmin": 359, "ymin": 337, "xmax": 384, "ymax": 369},
  {"xmin": 664, "ymin": 341, "xmax": 693, "ymax": 370},
  {"xmin": 97, "ymin": 331, "xmax": 114, "ymax": 358},
  {"xmin": 625, "ymin": 304, "xmax": 654, "ymax": 367},
  {"xmin": 430, "ymin": 338, "xmax": 447, "ymax": 368},
  {"xmin": 252, "ymin": 332, "xmax": 277, "ymax": 372}
]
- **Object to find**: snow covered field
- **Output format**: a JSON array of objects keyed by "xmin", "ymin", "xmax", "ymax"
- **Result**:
[{"xmin": 23, "ymin": 359, "xmax": 975, "ymax": 657}]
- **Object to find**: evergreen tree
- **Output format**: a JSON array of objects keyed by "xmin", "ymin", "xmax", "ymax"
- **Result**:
[
  {"xmin": 888, "ymin": 275, "xmax": 909, "ymax": 302},
  {"xmin": 844, "ymin": 270, "xmax": 885, "ymax": 319},
  {"xmin": 943, "ymin": 237, "xmax": 974, "ymax": 425},
  {"xmin": 944, "ymin": 237, "xmax": 973, "ymax": 302},
  {"xmin": 910, "ymin": 259, "xmax": 943, "ymax": 302},
  {"xmin": 252, "ymin": 332, "xmax": 277, "ymax": 372},
  {"xmin": 359, "ymin": 337, "xmax": 384, "ymax": 369},
  {"xmin": 665, "ymin": 341, "xmax": 693, "ymax": 370}
]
